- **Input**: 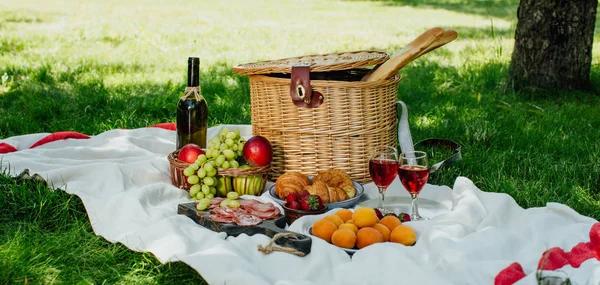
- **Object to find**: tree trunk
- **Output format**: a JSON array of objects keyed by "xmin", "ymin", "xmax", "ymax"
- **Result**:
[{"xmin": 508, "ymin": 0, "xmax": 598, "ymax": 91}]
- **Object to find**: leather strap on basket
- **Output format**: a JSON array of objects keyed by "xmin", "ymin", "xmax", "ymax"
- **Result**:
[{"xmin": 290, "ymin": 64, "xmax": 324, "ymax": 108}]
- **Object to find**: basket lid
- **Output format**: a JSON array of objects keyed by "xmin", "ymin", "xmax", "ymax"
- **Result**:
[{"xmin": 232, "ymin": 50, "xmax": 389, "ymax": 76}]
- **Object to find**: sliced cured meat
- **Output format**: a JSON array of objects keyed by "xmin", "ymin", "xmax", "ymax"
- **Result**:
[
  {"xmin": 210, "ymin": 214, "xmax": 234, "ymax": 223},
  {"xmin": 248, "ymin": 202, "xmax": 276, "ymax": 212},
  {"xmin": 233, "ymin": 212, "xmax": 262, "ymax": 226},
  {"xmin": 211, "ymin": 206, "xmax": 238, "ymax": 218},
  {"xmin": 236, "ymin": 199, "xmax": 256, "ymax": 207},
  {"xmin": 210, "ymin": 197, "xmax": 225, "ymax": 205}
]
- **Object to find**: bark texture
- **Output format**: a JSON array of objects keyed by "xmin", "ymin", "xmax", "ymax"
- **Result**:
[{"xmin": 509, "ymin": 0, "xmax": 598, "ymax": 91}]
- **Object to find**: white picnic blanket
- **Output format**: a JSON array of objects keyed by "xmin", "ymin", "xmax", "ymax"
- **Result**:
[{"xmin": 2, "ymin": 125, "xmax": 599, "ymax": 285}]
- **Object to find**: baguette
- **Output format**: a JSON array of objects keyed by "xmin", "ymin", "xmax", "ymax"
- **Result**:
[
  {"xmin": 361, "ymin": 27, "xmax": 444, "ymax": 82},
  {"xmin": 412, "ymin": 29, "xmax": 458, "ymax": 61}
]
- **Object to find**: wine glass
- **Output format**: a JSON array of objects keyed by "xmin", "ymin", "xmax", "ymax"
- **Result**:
[
  {"xmin": 398, "ymin": 151, "xmax": 429, "ymax": 221},
  {"xmin": 368, "ymin": 146, "xmax": 399, "ymax": 213}
]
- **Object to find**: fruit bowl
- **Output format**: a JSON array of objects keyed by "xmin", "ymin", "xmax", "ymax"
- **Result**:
[
  {"xmin": 268, "ymin": 179, "xmax": 364, "ymax": 209},
  {"xmin": 283, "ymin": 204, "xmax": 328, "ymax": 225}
]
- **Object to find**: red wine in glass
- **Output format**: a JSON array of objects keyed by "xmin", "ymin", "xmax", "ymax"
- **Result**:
[
  {"xmin": 398, "ymin": 165, "xmax": 429, "ymax": 194},
  {"xmin": 369, "ymin": 159, "xmax": 398, "ymax": 188},
  {"xmin": 399, "ymin": 151, "xmax": 429, "ymax": 221}
]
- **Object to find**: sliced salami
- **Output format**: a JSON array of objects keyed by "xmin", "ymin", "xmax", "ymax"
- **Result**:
[
  {"xmin": 233, "ymin": 212, "xmax": 262, "ymax": 226},
  {"xmin": 210, "ymin": 214, "xmax": 234, "ymax": 223},
  {"xmin": 210, "ymin": 197, "xmax": 225, "ymax": 205},
  {"xmin": 211, "ymin": 206, "xmax": 238, "ymax": 218},
  {"xmin": 249, "ymin": 202, "xmax": 276, "ymax": 212}
]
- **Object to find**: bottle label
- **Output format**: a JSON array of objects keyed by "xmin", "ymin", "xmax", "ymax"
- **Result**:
[{"xmin": 181, "ymin": 86, "xmax": 204, "ymax": 101}]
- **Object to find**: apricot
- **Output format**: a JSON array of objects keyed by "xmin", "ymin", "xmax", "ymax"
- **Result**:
[
  {"xmin": 312, "ymin": 219, "xmax": 337, "ymax": 243},
  {"xmin": 372, "ymin": 223, "xmax": 391, "ymax": 242},
  {"xmin": 346, "ymin": 219, "xmax": 355, "ymax": 224},
  {"xmin": 390, "ymin": 225, "xmax": 417, "ymax": 246},
  {"xmin": 352, "ymin": 207, "xmax": 379, "ymax": 228},
  {"xmin": 380, "ymin": 215, "xmax": 402, "ymax": 232},
  {"xmin": 324, "ymin": 215, "xmax": 344, "ymax": 228},
  {"xmin": 355, "ymin": 227, "xmax": 384, "ymax": 249},
  {"xmin": 331, "ymin": 228, "xmax": 356, "ymax": 249},
  {"xmin": 338, "ymin": 223, "xmax": 359, "ymax": 234},
  {"xmin": 335, "ymin": 209, "xmax": 353, "ymax": 222}
]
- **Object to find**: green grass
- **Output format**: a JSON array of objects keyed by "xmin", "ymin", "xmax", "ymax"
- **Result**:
[{"xmin": 1, "ymin": 0, "xmax": 600, "ymax": 283}]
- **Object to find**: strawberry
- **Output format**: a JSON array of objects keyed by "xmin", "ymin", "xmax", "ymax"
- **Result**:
[
  {"xmin": 374, "ymin": 208, "xmax": 384, "ymax": 219},
  {"xmin": 298, "ymin": 190, "xmax": 310, "ymax": 200},
  {"xmin": 286, "ymin": 200, "xmax": 300, "ymax": 210},
  {"xmin": 301, "ymin": 195, "xmax": 321, "ymax": 211},
  {"xmin": 285, "ymin": 193, "xmax": 299, "ymax": 205},
  {"xmin": 399, "ymin": 212, "xmax": 411, "ymax": 222}
]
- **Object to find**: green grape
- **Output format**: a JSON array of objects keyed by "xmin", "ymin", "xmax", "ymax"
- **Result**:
[
  {"xmin": 199, "ymin": 198, "xmax": 210, "ymax": 205},
  {"xmin": 221, "ymin": 161, "xmax": 230, "ymax": 169},
  {"xmin": 201, "ymin": 184, "xmax": 211, "ymax": 195},
  {"xmin": 204, "ymin": 162, "xmax": 214, "ymax": 172},
  {"xmin": 187, "ymin": 175, "xmax": 200, "ymax": 185},
  {"xmin": 211, "ymin": 150, "xmax": 221, "ymax": 159},
  {"xmin": 234, "ymin": 129, "xmax": 241, "ymax": 138},
  {"xmin": 203, "ymin": 176, "xmax": 215, "ymax": 186},
  {"xmin": 220, "ymin": 199, "xmax": 231, "ymax": 208},
  {"xmin": 206, "ymin": 193, "xmax": 214, "ymax": 199},
  {"xmin": 223, "ymin": 149, "xmax": 235, "ymax": 159},
  {"xmin": 195, "ymin": 192, "xmax": 205, "ymax": 200},
  {"xmin": 238, "ymin": 142, "xmax": 245, "ymax": 150},
  {"xmin": 190, "ymin": 163, "xmax": 200, "ymax": 170},
  {"xmin": 230, "ymin": 160, "xmax": 239, "ymax": 168},
  {"xmin": 227, "ymin": 192, "xmax": 239, "ymax": 200},
  {"xmin": 210, "ymin": 187, "xmax": 216, "ymax": 195},
  {"xmin": 228, "ymin": 200, "xmax": 240, "ymax": 208},
  {"xmin": 210, "ymin": 136, "xmax": 221, "ymax": 145},
  {"xmin": 183, "ymin": 167, "xmax": 196, "ymax": 177},
  {"xmin": 225, "ymin": 131, "xmax": 236, "ymax": 139},
  {"xmin": 224, "ymin": 138, "xmax": 234, "ymax": 147},
  {"xmin": 220, "ymin": 127, "xmax": 230, "ymax": 136},
  {"xmin": 197, "ymin": 168, "xmax": 207, "ymax": 178},
  {"xmin": 196, "ymin": 154, "xmax": 207, "ymax": 164},
  {"xmin": 196, "ymin": 199, "xmax": 209, "ymax": 211},
  {"xmin": 232, "ymin": 144, "xmax": 238, "ymax": 151},
  {"xmin": 189, "ymin": 184, "xmax": 201, "ymax": 197},
  {"xmin": 205, "ymin": 151, "xmax": 212, "ymax": 159},
  {"xmin": 219, "ymin": 144, "xmax": 227, "ymax": 151},
  {"xmin": 215, "ymin": 155, "xmax": 225, "ymax": 165},
  {"xmin": 212, "ymin": 142, "xmax": 221, "ymax": 150},
  {"xmin": 206, "ymin": 168, "xmax": 217, "ymax": 177}
]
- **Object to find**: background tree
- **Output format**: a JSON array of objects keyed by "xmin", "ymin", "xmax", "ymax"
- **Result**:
[{"xmin": 508, "ymin": 0, "xmax": 598, "ymax": 91}]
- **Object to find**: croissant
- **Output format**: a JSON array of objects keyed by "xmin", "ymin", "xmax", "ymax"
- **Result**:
[
  {"xmin": 312, "ymin": 169, "xmax": 356, "ymax": 199},
  {"xmin": 305, "ymin": 180, "xmax": 350, "ymax": 203},
  {"xmin": 275, "ymin": 172, "xmax": 311, "ymax": 199}
]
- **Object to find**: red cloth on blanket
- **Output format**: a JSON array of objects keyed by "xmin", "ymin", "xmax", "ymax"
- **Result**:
[
  {"xmin": 495, "ymin": 222, "xmax": 600, "ymax": 285},
  {"xmin": 29, "ymin": 132, "xmax": 90, "ymax": 149}
]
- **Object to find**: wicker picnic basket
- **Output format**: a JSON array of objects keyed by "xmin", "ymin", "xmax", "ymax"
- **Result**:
[{"xmin": 233, "ymin": 50, "xmax": 400, "ymax": 184}]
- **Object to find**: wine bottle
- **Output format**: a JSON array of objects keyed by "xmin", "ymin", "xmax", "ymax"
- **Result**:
[{"xmin": 176, "ymin": 57, "xmax": 207, "ymax": 149}]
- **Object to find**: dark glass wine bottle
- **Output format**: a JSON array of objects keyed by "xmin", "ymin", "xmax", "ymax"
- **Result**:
[{"xmin": 176, "ymin": 57, "xmax": 207, "ymax": 149}]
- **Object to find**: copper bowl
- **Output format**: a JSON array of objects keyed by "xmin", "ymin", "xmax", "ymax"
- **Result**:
[{"xmin": 282, "ymin": 204, "xmax": 328, "ymax": 225}]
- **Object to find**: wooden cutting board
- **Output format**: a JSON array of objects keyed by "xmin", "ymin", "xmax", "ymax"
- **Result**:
[{"xmin": 178, "ymin": 202, "xmax": 312, "ymax": 256}]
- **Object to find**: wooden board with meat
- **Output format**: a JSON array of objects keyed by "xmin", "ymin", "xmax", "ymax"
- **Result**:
[{"xmin": 178, "ymin": 197, "xmax": 312, "ymax": 255}]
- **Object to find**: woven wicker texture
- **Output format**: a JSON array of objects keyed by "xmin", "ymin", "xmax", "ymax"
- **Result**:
[
  {"xmin": 232, "ymin": 50, "xmax": 389, "ymax": 76},
  {"xmin": 249, "ymin": 75, "xmax": 400, "ymax": 184},
  {"xmin": 168, "ymin": 150, "xmax": 270, "ymax": 193}
]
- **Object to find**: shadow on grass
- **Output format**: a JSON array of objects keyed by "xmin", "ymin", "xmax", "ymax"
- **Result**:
[
  {"xmin": 0, "ymin": 62, "xmax": 252, "ymax": 137},
  {"xmin": 351, "ymin": 0, "xmax": 519, "ymax": 20}
]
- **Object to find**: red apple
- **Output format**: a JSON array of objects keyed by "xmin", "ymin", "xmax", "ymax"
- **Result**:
[
  {"xmin": 242, "ymin": 136, "xmax": 273, "ymax": 167},
  {"xmin": 177, "ymin": 144, "xmax": 205, "ymax": 164}
]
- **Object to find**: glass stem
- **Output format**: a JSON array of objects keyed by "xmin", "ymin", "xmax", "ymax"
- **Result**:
[
  {"xmin": 410, "ymin": 193, "xmax": 420, "ymax": 219},
  {"xmin": 379, "ymin": 187, "xmax": 386, "ymax": 212}
]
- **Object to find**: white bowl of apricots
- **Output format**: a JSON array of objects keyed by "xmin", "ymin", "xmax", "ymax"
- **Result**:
[{"xmin": 310, "ymin": 208, "xmax": 416, "ymax": 252}]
